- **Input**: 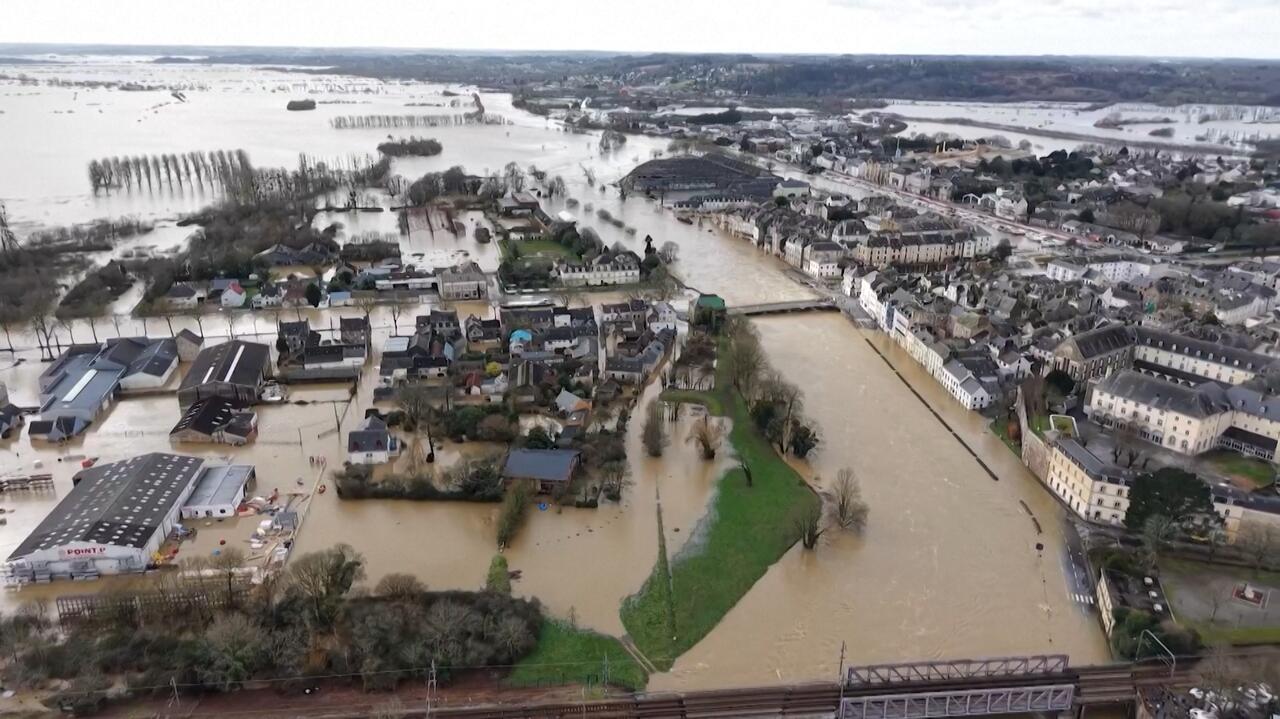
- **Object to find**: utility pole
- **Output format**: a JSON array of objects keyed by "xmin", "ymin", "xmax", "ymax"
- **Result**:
[
  {"xmin": 426, "ymin": 659, "xmax": 437, "ymax": 717},
  {"xmin": 837, "ymin": 641, "xmax": 848, "ymax": 709},
  {"xmin": 603, "ymin": 652, "xmax": 610, "ymax": 695},
  {"xmin": 332, "ymin": 401, "xmax": 342, "ymax": 449}
]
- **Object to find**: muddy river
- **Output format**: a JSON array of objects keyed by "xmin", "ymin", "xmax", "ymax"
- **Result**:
[{"xmin": 0, "ymin": 56, "xmax": 1108, "ymax": 689}]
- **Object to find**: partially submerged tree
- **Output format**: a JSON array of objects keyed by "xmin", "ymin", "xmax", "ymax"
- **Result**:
[
  {"xmin": 686, "ymin": 415, "xmax": 724, "ymax": 460},
  {"xmin": 642, "ymin": 400, "xmax": 668, "ymax": 458},
  {"xmin": 397, "ymin": 383, "xmax": 437, "ymax": 466},
  {"xmin": 793, "ymin": 502, "xmax": 826, "ymax": 550},
  {"xmin": 830, "ymin": 468, "xmax": 870, "ymax": 532}
]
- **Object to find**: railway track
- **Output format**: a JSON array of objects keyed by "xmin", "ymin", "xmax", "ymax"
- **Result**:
[{"xmin": 425, "ymin": 650, "xmax": 1280, "ymax": 719}]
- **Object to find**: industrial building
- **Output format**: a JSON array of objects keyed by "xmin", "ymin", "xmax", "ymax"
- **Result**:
[
  {"xmin": 4, "ymin": 453, "xmax": 204, "ymax": 583},
  {"xmin": 29, "ymin": 338, "xmax": 178, "ymax": 441},
  {"xmin": 178, "ymin": 340, "xmax": 273, "ymax": 408},
  {"xmin": 181, "ymin": 464, "xmax": 256, "ymax": 519}
]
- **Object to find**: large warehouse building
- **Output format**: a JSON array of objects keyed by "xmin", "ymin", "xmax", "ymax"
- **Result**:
[{"xmin": 3, "ymin": 453, "xmax": 251, "ymax": 584}]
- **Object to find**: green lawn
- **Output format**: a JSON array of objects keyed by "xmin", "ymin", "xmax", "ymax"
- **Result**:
[
  {"xmin": 629, "ymin": 349, "xmax": 820, "ymax": 670},
  {"xmin": 989, "ymin": 419, "xmax": 1021, "ymax": 457},
  {"xmin": 1192, "ymin": 624, "xmax": 1280, "ymax": 646},
  {"xmin": 1050, "ymin": 415, "xmax": 1075, "ymax": 437},
  {"xmin": 1201, "ymin": 450, "xmax": 1275, "ymax": 488},
  {"xmin": 508, "ymin": 620, "xmax": 648, "ymax": 691},
  {"xmin": 1029, "ymin": 413, "xmax": 1050, "ymax": 437},
  {"xmin": 502, "ymin": 238, "xmax": 579, "ymax": 261}
]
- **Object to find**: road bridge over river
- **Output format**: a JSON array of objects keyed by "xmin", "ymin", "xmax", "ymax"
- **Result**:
[
  {"xmin": 421, "ymin": 650, "xmax": 1246, "ymax": 719},
  {"xmin": 727, "ymin": 298, "xmax": 839, "ymax": 316}
]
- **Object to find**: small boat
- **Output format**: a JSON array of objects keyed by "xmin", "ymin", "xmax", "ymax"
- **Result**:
[{"xmin": 677, "ymin": 216, "xmax": 693, "ymax": 225}]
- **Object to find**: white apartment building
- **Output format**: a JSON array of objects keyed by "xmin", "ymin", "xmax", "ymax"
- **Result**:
[
  {"xmin": 1132, "ymin": 327, "xmax": 1275, "ymax": 386},
  {"xmin": 1044, "ymin": 438, "xmax": 1264, "ymax": 536},
  {"xmin": 1087, "ymin": 370, "xmax": 1280, "ymax": 460}
]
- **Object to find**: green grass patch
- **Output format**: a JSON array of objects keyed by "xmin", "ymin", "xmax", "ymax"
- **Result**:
[
  {"xmin": 1029, "ymin": 413, "xmax": 1050, "ymax": 437},
  {"xmin": 508, "ymin": 620, "xmax": 648, "ymax": 691},
  {"xmin": 1191, "ymin": 623, "xmax": 1280, "ymax": 646},
  {"xmin": 1201, "ymin": 450, "xmax": 1275, "ymax": 488},
  {"xmin": 989, "ymin": 419, "xmax": 1021, "ymax": 457},
  {"xmin": 503, "ymin": 238, "xmax": 580, "ymax": 261},
  {"xmin": 486, "ymin": 554, "xmax": 511, "ymax": 594},
  {"xmin": 1051, "ymin": 415, "xmax": 1075, "ymax": 436},
  {"xmin": 624, "ymin": 343, "xmax": 819, "ymax": 670}
]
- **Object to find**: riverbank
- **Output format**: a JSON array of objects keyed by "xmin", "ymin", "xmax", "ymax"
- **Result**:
[{"xmin": 626, "ymin": 341, "xmax": 819, "ymax": 670}]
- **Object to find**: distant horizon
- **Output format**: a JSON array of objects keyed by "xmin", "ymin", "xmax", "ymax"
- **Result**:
[
  {"xmin": 2, "ymin": 42, "xmax": 1278, "ymax": 64},
  {"xmin": 4, "ymin": 0, "xmax": 1278, "ymax": 61}
]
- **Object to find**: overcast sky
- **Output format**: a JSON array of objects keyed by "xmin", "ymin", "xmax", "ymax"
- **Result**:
[{"xmin": 6, "ymin": 0, "xmax": 1279, "ymax": 59}]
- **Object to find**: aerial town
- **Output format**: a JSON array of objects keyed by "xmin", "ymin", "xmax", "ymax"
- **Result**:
[{"xmin": 0, "ymin": 20, "xmax": 1279, "ymax": 719}]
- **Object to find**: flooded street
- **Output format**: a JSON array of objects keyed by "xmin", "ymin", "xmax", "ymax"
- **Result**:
[{"xmin": 0, "ymin": 56, "xmax": 1107, "ymax": 689}]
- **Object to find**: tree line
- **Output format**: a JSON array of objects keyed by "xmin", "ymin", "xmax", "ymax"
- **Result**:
[
  {"xmin": 87, "ymin": 149, "xmax": 254, "ymax": 194},
  {"xmin": 330, "ymin": 113, "xmax": 508, "ymax": 130},
  {"xmin": 0, "ymin": 545, "xmax": 544, "ymax": 713}
]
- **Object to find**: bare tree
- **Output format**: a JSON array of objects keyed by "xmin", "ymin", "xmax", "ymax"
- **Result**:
[
  {"xmin": 388, "ymin": 300, "xmax": 405, "ymax": 335},
  {"xmin": 642, "ymin": 400, "xmax": 668, "ymax": 458},
  {"xmin": 398, "ymin": 383, "xmax": 437, "ymax": 467},
  {"xmin": 599, "ymin": 460, "xmax": 631, "ymax": 501},
  {"xmin": 354, "ymin": 293, "xmax": 378, "ymax": 324},
  {"xmin": 1236, "ymin": 524, "xmax": 1279, "ymax": 571},
  {"xmin": 725, "ymin": 317, "xmax": 765, "ymax": 399},
  {"xmin": 1140, "ymin": 514, "xmax": 1175, "ymax": 570},
  {"xmin": 209, "ymin": 547, "xmax": 247, "ymax": 605},
  {"xmin": 686, "ymin": 415, "xmax": 724, "ymax": 460},
  {"xmin": 830, "ymin": 468, "xmax": 870, "ymax": 532},
  {"xmin": 29, "ymin": 315, "xmax": 56, "ymax": 360},
  {"xmin": 374, "ymin": 573, "xmax": 425, "ymax": 599},
  {"xmin": 793, "ymin": 502, "xmax": 826, "ymax": 550},
  {"xmin": 658, "ymin": 241, "xmax": 680, "ymax": 264}
]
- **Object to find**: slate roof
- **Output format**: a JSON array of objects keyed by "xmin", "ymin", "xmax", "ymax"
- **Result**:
[
  {"xmin": 1057, "ymin": 324, "xmax": 1133, "ymax": 361},
  {"xmin": 9, "ymin": 453, "xmax": 203, "ymax": 559},
  {"xmin": 102, "ymin": 337, "xmax": 177, "ymax": 378},
  {"xmin": 348, "ymin": 416, "xmax": 393, "ymax": 453},
  {"xmin": 1134, "ymin": 327, "xmax": 1277, "ymax": 374},
  {"xmin": 1093, "ymin": 370, "xmax": 1220, "ymax": 418}
]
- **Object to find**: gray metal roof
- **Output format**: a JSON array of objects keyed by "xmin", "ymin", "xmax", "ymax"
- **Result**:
[
  {"xmin": 9, "ymin": 453, "xmax": 204, "ymax": 559},
  {"xmin": 180, "ymin": 340, "xmax": 271, "ymax": 392},
  {"xmin": 40, "ymin": 354, "xmax": 126, "ymax": 413},
  {"xmin": 185, "ymin": 465, "xmax": 254, "ymax": 508},
  {"xmin": 502, "ymin": 449, "xmax": 580, "ymax": 483}
]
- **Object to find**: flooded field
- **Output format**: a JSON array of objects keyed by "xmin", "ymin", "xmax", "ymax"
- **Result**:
[
  {"xmin": 884, "ymin": 98, "xmax": 1278, "ymax": 155},
  {"xmin": 0, "ymin": 56, "xmax": 1108, "ymax": 689}
]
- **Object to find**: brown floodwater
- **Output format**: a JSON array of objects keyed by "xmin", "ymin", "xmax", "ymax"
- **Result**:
[{"xmin": 647, "ymin": 316, "xmax": 1110, "ymax": 690}]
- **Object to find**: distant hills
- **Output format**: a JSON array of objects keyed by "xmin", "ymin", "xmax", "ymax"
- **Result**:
[{"xmin": 3, "ymin": 44, "xmax": 1279, "ymax": 107}]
